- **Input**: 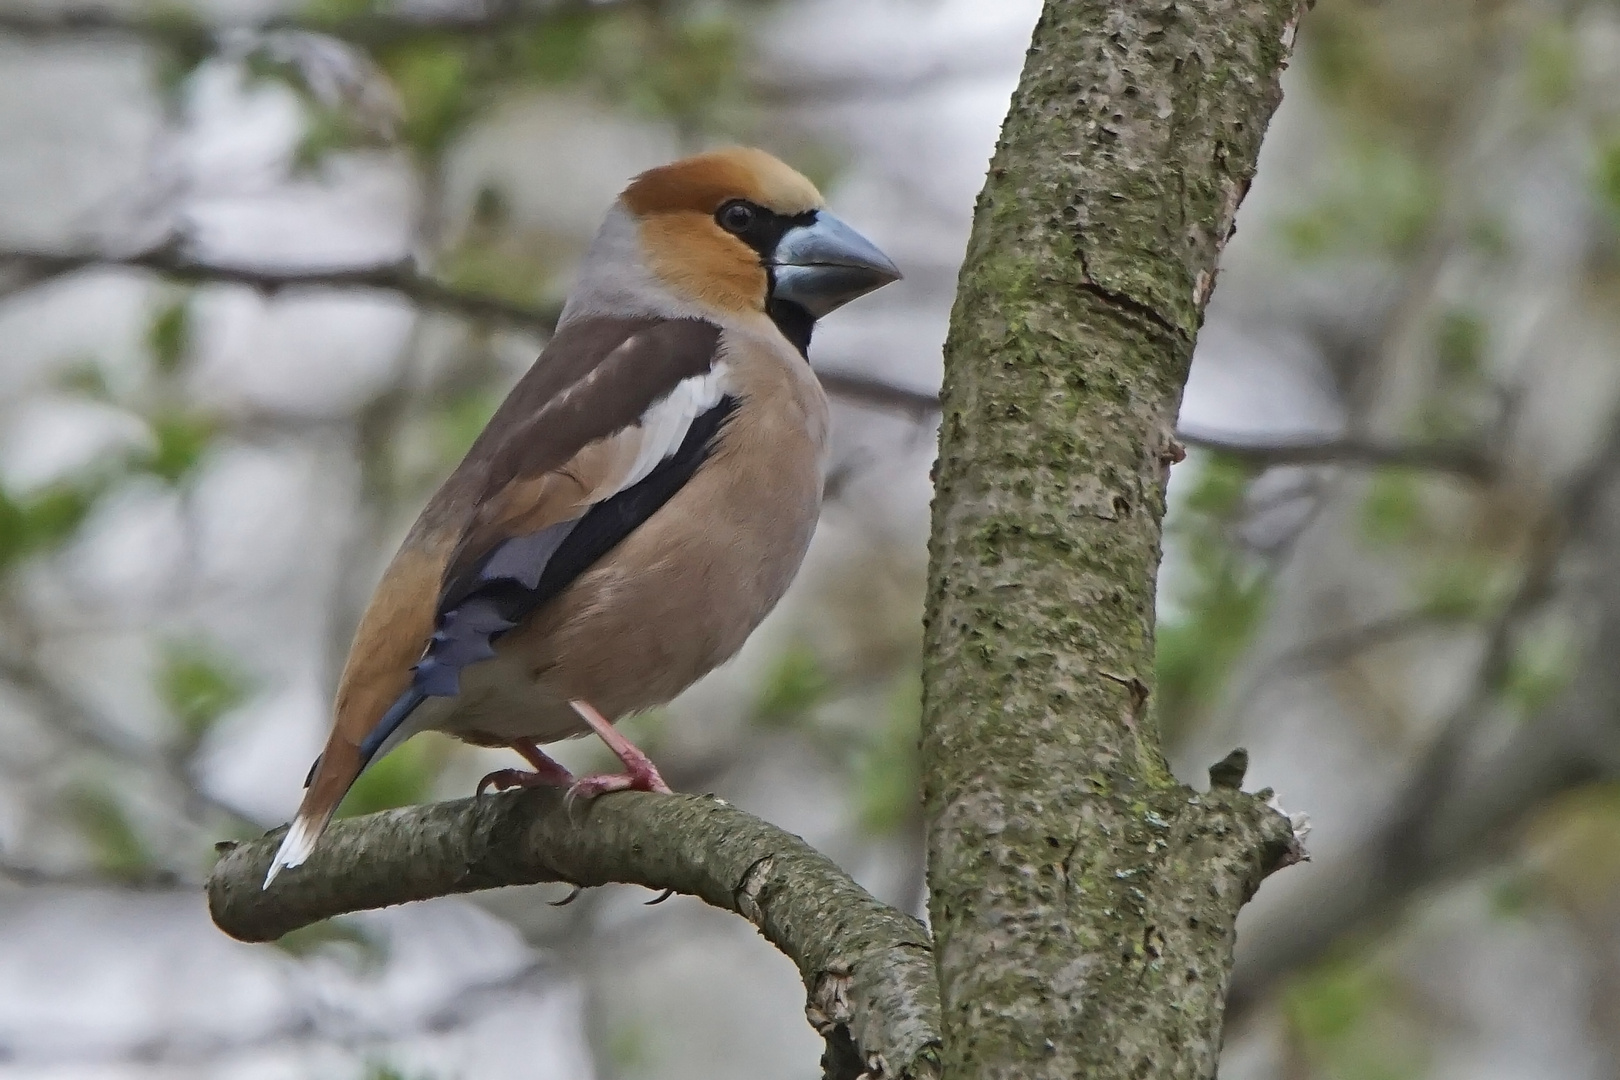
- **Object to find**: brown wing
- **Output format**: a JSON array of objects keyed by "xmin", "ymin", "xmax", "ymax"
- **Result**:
[
  {"xmin": 328, "ymin": 315, "xmax": 724, "ymax": 757},
  {"xmin": 442, "ymin": 318, "xmax": 724, "ymax": 596}
]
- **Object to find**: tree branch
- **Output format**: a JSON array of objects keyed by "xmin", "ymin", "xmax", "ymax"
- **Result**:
[
  {"xmin": 1178, "ymin": 427, "xmax": 1499, "ymax": 481},
  {"xmin": 0, "ymin": 246, "xmax": 563, "ymax": 330},
  {"xmin": 814, "ymin": 369, "xmax": 943, "ymax": 420},
  {"xmin": 0, "ymin": 1, "xmax": 629, "ymax": 50},
  {"xmin": 0, "ymin": 246, "xmax": 933, "ymax": 424},
  {"xmin": 208, "ymin": 788, "xmax": 942, "ymax": 1080},
  {"xmin": 793, "ymin": 378, "xmax": 1504, "ymax": 487}
]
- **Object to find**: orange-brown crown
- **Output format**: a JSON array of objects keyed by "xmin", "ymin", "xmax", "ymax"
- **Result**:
[
  {"xmin": 621, "ymin": 148, "xmax": 822, "ymax": 315},
  {"xmin": 622, "ymin": 147, "xmax": 822, "ymax": 219}
]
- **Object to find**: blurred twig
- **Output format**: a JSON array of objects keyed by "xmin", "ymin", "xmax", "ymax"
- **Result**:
[
  {"xmin": 1179, "ymin": 428, "xmax": 1499, "ymax": 481},
  {"xmin": 1266, "ymin": 608, "xmax": 1467, "ymax": 673},
  {"xmin": 0, "ymin": 0, "xmax": 632, "ymax": 50},
  {"xmin": 815, "ymin": 368, "xmax": 941, "ymax": 419},
  {"xmin": 754, "ymin": 54, "xmax": 1016, "ymax": 107},
  {"xmin": 0, "ymin": 857, "xmax": 190, "ymax": 891},
  {"xmin": 0, "ymin": 244, "xmax": 563, "ymax": 330}
]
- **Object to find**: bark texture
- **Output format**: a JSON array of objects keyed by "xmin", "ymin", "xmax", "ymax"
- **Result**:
[
  {"xmin": 209, "ymin": 789, "xmax": 941, "ymax": 1079},
  {"xmin": 920, "ymin": 2, "xmax": 1310, "ymax": 1077}
]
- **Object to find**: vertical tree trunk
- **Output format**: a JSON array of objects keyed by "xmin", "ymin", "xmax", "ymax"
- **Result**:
[{"xmin": 921, "ymin": 1, "xmax": 1310, "ymax": 1076}]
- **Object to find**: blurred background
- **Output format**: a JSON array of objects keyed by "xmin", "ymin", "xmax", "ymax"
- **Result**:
[{"xmin": 1, "ymin": 0, "xmax": 1619, "ymax": 1076}]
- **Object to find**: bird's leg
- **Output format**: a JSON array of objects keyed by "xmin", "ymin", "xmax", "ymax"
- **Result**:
[
  {"xmin": 565, "ymin": 699, "xmax": 674, "ymax": 800},
  {"xmin": 477, "ymin": 739, "xmax": 575, "ymax": 797}
]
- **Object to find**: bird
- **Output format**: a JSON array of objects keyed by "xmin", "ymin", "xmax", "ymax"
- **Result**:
[{"xmin": 264, "ymin": 147, "xmax": 901, "ymax": 886}]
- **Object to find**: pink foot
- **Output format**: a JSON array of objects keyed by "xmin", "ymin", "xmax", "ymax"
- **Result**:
[
  {"xmin": 476, "ymin": 740, "xmax": 574, "ymax": 797},
  {"xmin": 565, "ymin": 700, "xmax": 674, "ymax": 803}
]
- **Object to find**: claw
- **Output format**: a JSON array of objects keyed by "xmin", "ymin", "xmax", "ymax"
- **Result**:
[
  {"xmin": 563, "ymin": 700, "xmax": 675, "ymax": 804},
  {"xmin": 475, "ymin": 740, "xmax": 574, "ymax": 797},
  {"xmin": 477, "ymin": 768, "xmax": 539, "ymax": 798}
]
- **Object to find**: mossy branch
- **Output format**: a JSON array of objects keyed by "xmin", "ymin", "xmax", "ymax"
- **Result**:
[
  {"xmin": 918, "ymin": 0, "xmax": 1313, "ymax": 1074},
  {"xmin": 208, "ymin": 788, "xmax": 941, "ymax": 1080}
]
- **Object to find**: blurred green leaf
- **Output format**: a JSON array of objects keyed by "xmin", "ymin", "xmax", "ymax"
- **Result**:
[
  {"xmin": 54, "ymin": 360, "xmax": 114, "ymax": 401},
  {"xmin": 1283, "ymin": 954, "xmax": 1429, "ymax": 1080},
  {"xmin": 628, "ymin": 16, "xmax": 743, "ymax": 124},
  {"xmin": 753, "ymin": 640, "xmax": 833, "ymax": 726},
  {"xmin": 604, "ymin": 1016, "xmax": 653, "ymax": 1075},
  {"xmin": 146, "ymin": 298, "xmax": 192, "ymax": 376},
  {"xmin": 1596, "ymin": 141, "xmax": 1620, "ymax": 223},
  {"xmin": 69, "ymin": 789, "xmax": 154, "ymax": 877},
  {"xmin": 472, "ymin": 184, "xmax": 510, "ymax": 228},
  {"xmin": 1410, "ymin": 400, "xmax": 1477, "ymax": 444},
  {"xmin": 1286, "ymin": 957, "xmax": 1382, "ymax": 1044},
  {"xmin": 1487, "ymin": 873, "xmax": 1536, "ymax": 919},
  {"xmin": 1156, "ymin": 456, "xmax": 1270, "ymax": 734},
  {"xmin": 1498, "ymin": 629, "xmax": 1573, "ymax": 715},
  {"xmin": 1416, "ymin": 555, "xmax": 1506, "ymax": 621},
  {"xmin": 1304, "ymin": 3, "xmax": 1378, "ymax": 109},
  {"xmin": 242, "ymin": 46, "xmax": 302, "ymax": 89},
  {"xmin": 1525, "ymin": 784, "xmax": 1620, "ymax": 908},
  {"xmin": 1359, "ymin": 469, "xmax": 1424, "ymax": 547},
  {"xmin": 509, "ymin": 12, "xmax": 598, "ymax": 85},
  {"xmin": 18, "ymin": 484, "xmax": 95, "ymax": 551},
  {"xmin": 1154, "ymin": 569, "xmax": 1268, "ymax": 723},
  {"xmin": 433, "ymin": 387, "xmax": 503, "ymax": 466},
  {"xmin": 301, "ymin": 0, "xmax": 375, "ymax": 24},
  {"xmin": 0, "ymin": 491, "xmax": 28, "ymax": 573},
  {"xmin": 854, "ymin": 676, "xmax": 922, "ymax": 835},
  {"xmin": 1524, "ymin": 22, "xmax": 1576, "ymax": 108},
  {"xmin": 1279, "ymin": 140, "xmax": 1438, "ymax": 260},
  {"xmin": 1466, "ymin": 215, "xmax": 1511, "ymax": 261},
  {"xmin": 158, "ymin": 639, "xmax": 251, "ymax": 746},
  {"xmin": 1181, "ymin": 455, "xmax": 1254, "ymax": 517},
  {"xmin": 146, "ymin": 8, "xmax": 213, "ymax": 98},
  {"xmin": 1433, "ymin": 308, "xmax": 1486, "ymax": 381},
  {"xmin": 142, "ymin": 412, "xmax": 216, "ymax": 483},
  {"xmin": 438, "ymin": 241, "xmax": 554, "ymax": 309},
  {"xmin": 0, "ymin": 481, "xmax": 99, "ymax": 575},
  {"xmin": 381, "ymin": 42, "xmax": 470, "ymax": 158},
  {"xmin": 294, "ymin": 104, "xmax": 376, "ymax": 172},
  {"xmin": 277, "ymin": 917, "xmax": 388, "ymax": 967},
  {"xmin": 338, "ymin": 734, "xmax": 447, "ymax": 818}
]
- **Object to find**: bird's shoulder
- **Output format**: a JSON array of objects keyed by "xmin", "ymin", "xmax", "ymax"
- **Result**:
[{"xmin": 414, "ymin": 315, "xmax": 721, "ymax": 529}]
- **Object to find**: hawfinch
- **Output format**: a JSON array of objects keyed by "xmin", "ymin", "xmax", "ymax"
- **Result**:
[{"xmin": 266, "ymin": 147, "xmax": 900, "ymax": 884}]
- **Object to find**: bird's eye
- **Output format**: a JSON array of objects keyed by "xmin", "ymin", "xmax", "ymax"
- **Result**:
[{"xmin": 718, "ymin": 201, "xmax": 756, "ymax": 234}]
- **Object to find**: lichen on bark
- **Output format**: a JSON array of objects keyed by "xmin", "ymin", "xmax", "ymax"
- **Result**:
[{"xmin": 920, "ymin": 1, "xmax": 1310, "ymax": 1077}]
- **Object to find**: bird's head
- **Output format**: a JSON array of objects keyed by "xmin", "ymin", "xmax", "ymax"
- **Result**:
[{"xmin": 618, "ymin": 147, "xmax": 900, "ymax": 346}]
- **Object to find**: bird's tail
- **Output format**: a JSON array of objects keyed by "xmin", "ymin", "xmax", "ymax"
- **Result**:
[{"xmin": 263, "ymin": 737, "xmax": 364, "ymax": 889}]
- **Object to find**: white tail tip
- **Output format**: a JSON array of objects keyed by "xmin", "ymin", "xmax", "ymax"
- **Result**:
[{"xmin": 263, "ymin": 816, "xmax": 321, "ymax": 889}]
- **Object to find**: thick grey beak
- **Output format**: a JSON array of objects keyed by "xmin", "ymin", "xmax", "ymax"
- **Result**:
[{"xmin": 771, "ymin": 211, "xmax": 901, "ymax": 318}]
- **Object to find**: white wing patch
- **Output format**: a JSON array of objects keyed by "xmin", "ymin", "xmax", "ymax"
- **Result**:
[{"xmin": 615, "ymin": 361, "xmax": 732, "ymax": 494}]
